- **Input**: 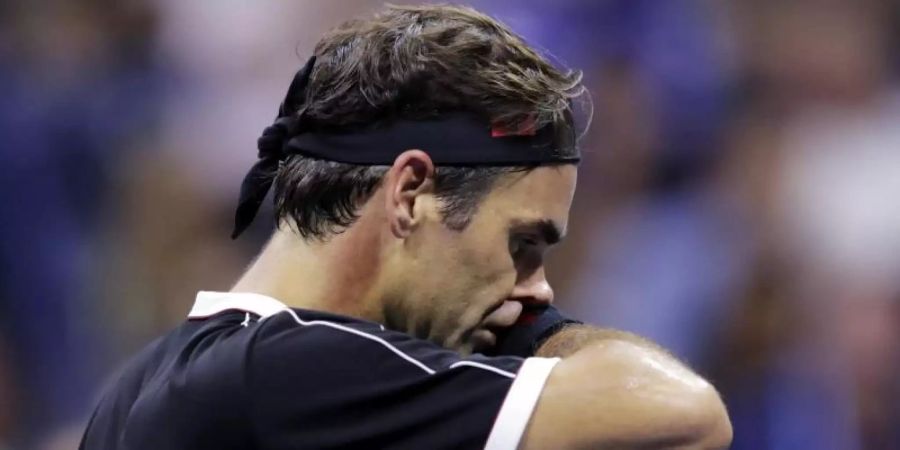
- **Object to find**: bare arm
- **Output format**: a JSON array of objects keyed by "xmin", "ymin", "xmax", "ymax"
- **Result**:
[{"xmin": 520, "ymin": 325, "xmax": 732, "ymax": 450}]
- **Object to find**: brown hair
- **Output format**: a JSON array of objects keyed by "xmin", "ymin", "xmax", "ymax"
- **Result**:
[{"xmin": 274, "ymin": 4, "xmax": 585, "ymax": 239}]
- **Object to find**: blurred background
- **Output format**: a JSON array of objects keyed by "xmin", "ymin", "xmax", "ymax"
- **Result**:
[{"xmin": 1, "ymin": 0, "xmax": 899, "ymax": 448}]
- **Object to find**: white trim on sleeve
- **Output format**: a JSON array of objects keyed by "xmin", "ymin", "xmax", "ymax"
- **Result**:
[
  {"xmin": 484, "ymin": 357, "xmax": 560, "ymax": 450},
  {"xmin": 449, "ymin": 361, "xmax": 516, "ymax": 379}
]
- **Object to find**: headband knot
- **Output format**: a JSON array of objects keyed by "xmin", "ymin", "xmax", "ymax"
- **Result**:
[
  {"xmin": 257, "ymin": 115, "xmax": 303, "ymax": 160},
  {"xmin": 231, "ymin": 55, "xmax": 317, "ymax": 239}
]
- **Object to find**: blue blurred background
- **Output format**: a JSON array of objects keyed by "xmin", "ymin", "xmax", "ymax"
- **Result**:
[{"xmin": 1, "ymin": 0, "xmax": 899, "ymax": 448}]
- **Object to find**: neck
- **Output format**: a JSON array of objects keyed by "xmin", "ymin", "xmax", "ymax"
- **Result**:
[{"xmin": 231, "ymin": 223, "xmax": 389, "ymax": 322}]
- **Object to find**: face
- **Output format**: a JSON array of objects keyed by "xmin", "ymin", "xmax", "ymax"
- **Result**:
[{"xmin": 385, "ymin": 164, "xmax": 578, "ymax": 354}]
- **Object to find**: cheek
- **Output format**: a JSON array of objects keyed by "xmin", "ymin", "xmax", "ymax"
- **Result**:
[
  {"xmin": 417, "ymin": 221, "xmax": 517, "ymax": 305},
  {"xmin": 458, "ymin": 238, "xmax": 517, "ymax": 297}
]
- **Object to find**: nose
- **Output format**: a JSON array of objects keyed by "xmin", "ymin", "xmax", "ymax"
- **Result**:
[{"xmin": 509, "ymin": 266, "xmax": 554, "ymax": 307}]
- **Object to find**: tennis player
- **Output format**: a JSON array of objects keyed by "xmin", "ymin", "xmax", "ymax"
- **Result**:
[{"xmin": 80, "ymin": 5, "xmax": 731, "ymax": 449}]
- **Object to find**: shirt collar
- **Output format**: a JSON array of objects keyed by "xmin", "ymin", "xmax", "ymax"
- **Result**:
[{"xmin": 188, "ymin": 291, "xmax": 290, "ymax": 319}]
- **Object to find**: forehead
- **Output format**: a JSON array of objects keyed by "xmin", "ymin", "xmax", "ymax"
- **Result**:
[{"xmin": 476, "ymin": 165, "xmax": 578, "ymax": 233}]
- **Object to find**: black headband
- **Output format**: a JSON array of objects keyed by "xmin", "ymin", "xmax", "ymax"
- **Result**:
[
  {"xmin": 286, "ymin": 114, "xmax": 578, "ymax": 165},
  {"xmin": 231, "ymin": 55, "xmax": 581, "ymax": 238}
]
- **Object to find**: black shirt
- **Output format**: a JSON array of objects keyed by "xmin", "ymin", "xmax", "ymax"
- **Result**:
[{"xmin": 80, "ymin": 291, "xmax": 559, "ymax": 449}]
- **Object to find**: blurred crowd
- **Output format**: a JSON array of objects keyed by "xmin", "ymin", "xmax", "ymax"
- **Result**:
[{"xmin": 1, "ymin": 0, "xmax": 898, "ymax": 449}]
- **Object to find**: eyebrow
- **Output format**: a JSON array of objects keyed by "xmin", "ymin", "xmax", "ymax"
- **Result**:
[{"xmin": 513, "ymin": 219, "xmax": 565, "ymax": 246}]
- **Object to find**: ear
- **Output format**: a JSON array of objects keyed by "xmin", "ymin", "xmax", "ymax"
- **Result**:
[{"xmin": 384, "ymin": 149, "xmax": 436, "ymax": 238}]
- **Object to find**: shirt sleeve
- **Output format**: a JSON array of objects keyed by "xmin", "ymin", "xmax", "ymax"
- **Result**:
[{"xmin": 246, "ymin": 310, "xmax": 559, "ymax": 450}]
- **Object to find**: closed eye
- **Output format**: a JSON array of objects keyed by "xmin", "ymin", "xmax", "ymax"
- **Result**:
[
  {"xmin": 510, "ymin": 234, "xmax": 545, "ymax": 264},
  {"xmin": 509, "ymin": 219, "xmax": 565, "ymax": 247}
]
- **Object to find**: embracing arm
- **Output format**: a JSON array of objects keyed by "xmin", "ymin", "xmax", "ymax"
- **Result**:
[{"xmin": 520, "ymin": 325, "xmax": 732, "ymax": 450}]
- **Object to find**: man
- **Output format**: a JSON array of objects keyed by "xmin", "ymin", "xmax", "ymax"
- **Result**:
[{"xmin": 81, "ymin": 5, "xmax": 731, "ymax": 449}]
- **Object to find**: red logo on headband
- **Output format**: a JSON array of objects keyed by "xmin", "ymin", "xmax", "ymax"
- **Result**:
[{"xmin": 491, "ymin": 117, "xmax": 537, "ymax": 138}]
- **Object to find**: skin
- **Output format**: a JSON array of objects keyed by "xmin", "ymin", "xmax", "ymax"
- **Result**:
[{"xmin": 232, "ymin": 149, "xmax": 732, "ymax": 449}]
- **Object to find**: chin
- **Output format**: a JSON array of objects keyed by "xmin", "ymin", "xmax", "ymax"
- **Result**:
[
  {"xmin": 440, "ymin": 333, "xmax": 477, "ymax": 356},
  {"xmin": 441, "ymin": 339, "xmax": 478, "ymax": 356},
  {"xmin": 466, "ymin": 329, "xmax": 498, "ymax": 355},
  {"xmin": 456, "ymin": 342, "xmax": 476, "ymax": 357},
  {"xmin": 436, "ymin": 319, "xmax": 494, "ymax": 355}
]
